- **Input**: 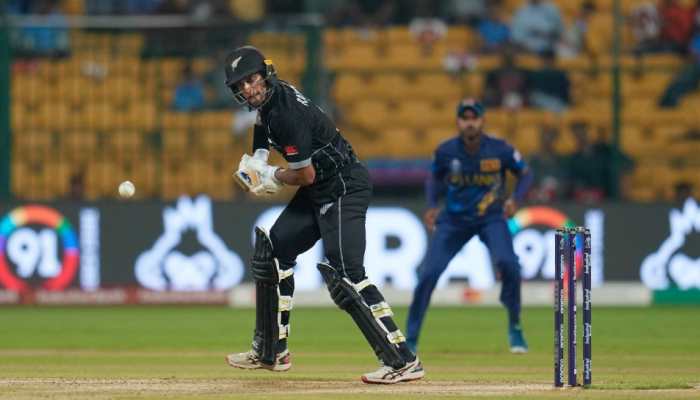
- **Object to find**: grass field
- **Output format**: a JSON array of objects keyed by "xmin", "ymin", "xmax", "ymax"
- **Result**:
[{"xmin": 0, "ymin": 305, "xmax": 698, "ymax": 399}]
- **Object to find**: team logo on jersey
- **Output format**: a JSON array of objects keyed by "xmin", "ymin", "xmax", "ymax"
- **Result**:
[
  {"xmin": 480, "ymin": 158, "xmax": 501, "ymax": 172},
  {"xmin": 284, "ymin": 145, "xmax": 299, "ymax": 156}
]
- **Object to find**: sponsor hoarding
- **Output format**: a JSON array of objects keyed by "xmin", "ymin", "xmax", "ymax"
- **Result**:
[{"xmin": 1, "ymin": 197, "xmax": 698, "ymax": 303}]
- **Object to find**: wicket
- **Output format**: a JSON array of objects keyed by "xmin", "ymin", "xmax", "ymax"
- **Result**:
[{"xmin": 554, "ymin": 227, "xmax": 592, "ymax": 388}]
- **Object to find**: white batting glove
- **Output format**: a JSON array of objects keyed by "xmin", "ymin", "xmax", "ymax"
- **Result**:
[{"xmin": 251, "ymin": 165, "xmax": 283, "ymax": 195}]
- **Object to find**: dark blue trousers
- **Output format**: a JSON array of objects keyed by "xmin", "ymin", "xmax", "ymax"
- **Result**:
[{"xmin": 406, "ymin": 218, "xmax": 522, "ymax": 347}]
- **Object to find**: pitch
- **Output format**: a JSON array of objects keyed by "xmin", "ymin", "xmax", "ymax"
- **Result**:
[{"xmin": 0, "ymin": 306, "xmax": 698, "ymax": 399}]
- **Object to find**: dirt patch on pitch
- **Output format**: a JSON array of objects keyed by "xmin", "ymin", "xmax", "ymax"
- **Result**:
[
  {"xmin": 1, "ymin": 378, "xmax": 699, "ymax": 399},
  {"xmin": 0, "ymin": 378, "xmax": 547, "ymax": 399}
]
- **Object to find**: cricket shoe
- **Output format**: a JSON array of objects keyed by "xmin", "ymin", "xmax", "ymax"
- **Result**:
[
  {"xmin": 361, "ymin": 357, "xmax": 425, "ymax": 384},
  {"xmin": 226, "ymin": 349, "xmax": 291, "ymax": 372},
  {"xmin": 508, "ymin": 325, "xmax": 529, "ymax": 354}
]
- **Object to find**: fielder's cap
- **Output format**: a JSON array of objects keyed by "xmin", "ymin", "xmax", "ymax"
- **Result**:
[{"xmin": 456, "ymin": 98, "xmax": 484, "ymax": 118}]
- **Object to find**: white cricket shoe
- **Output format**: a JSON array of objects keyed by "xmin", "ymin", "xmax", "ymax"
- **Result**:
[
  {"xmin": 361, "ymin": 357, "xmax": 425, "ymax": 384},
  {"xmin": 226, "ymin": 349, "xmax": 291, "ymax": 372}
]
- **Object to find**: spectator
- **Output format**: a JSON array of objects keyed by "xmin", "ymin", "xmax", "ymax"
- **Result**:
[
  {"xmin": 511, "ymin": 0, "xmax": 563, "ymax": 54},
  {"xmin": 529, "ymin": 50, "xmax": 570, "ymax": 112},
  {"xmin": 483, "ymin": 48, "xmax": 530, "ymax": 109},
  {"xmin": 557, "ymin": 0, "xmax": 595, "ymax": 58},
  {"xmin": 674, "ymin": 181, "xmax": 694, "ymax": 204},
  {"xmin": 527, "ymin": 125, "xmax": 566, "ymax": 202},
  {"xmin": 658, "ymin": 0, "xmax": 695, "ymax": 53},
  {"xmin": 17, "ymin": 0, "xmax": 69, "ymax": 57},
  {"xmin": 629, "ymin": 2, "xmax": 662, "ymax": 53},
  {"xmin": 409, "ymin": 17, "xmax": 447, "ymax": 54},
  {"xmin": 477, "ymin": 2, "xmax": 510, "ymax": 53},
  {"xmin": 564, "ymin": 122, "xmax": 633, "ymax": 202},
  {"xmin": 658, "ymin": 27, "xmax": 700, "ymax": 106},
  {"xmin": 563, "ymin": 122, "xmax": 607, "ymax": 202},
  {"xmin": 439, "ymin": 0, "xmax": 487, "ymax": 25},
  {"xmin": 172, "ymin": 63, "xmax": 205, "ymax": 112},
  {"xmin": 68, "ymin": 169, "xmax": 85, "ymax": 201}
]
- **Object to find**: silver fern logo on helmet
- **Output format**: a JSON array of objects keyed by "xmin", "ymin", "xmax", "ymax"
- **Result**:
[{"xmin": 230, "ymin": 56, "xmax": 242, "ymax": 71}]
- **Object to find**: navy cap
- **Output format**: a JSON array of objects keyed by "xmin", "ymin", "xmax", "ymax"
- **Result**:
[{"xmin": 456, "ymin": 98, "xmax": 484, "ymax": 118}]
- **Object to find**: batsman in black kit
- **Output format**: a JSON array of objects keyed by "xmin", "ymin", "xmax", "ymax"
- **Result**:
[{"xmin": 223, "ymin": 46, "xmax": 424, "ymax": 384}]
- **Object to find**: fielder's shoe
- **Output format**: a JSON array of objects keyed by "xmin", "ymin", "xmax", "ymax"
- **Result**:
[
  {"xmin": 509, "ymin": 325, "xmax": 529, "ymax": 354},
  {"xmin": 361, "ymin": 357, "xmax": 425, "ymax": 384},
  {"xmin": 226, "ymin": 349, "xmax": 291, "ymax": 372}
]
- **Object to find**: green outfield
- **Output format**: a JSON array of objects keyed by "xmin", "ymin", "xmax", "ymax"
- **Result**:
[{"xmin": 0, "ymin": 306, "xmax": 698, "ymax": 399}]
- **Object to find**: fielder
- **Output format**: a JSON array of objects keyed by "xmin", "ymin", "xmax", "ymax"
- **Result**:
[
  {"xmin": 224, "ymin": 46, "xmax": 424, "ymax": 384},
  {"xmin": 406, "ymin": 99, "xmax": 533, "ymax": 354}
]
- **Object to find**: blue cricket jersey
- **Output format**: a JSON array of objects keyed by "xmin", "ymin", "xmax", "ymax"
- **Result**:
[{"xmin": 429, "ymin": 133, "xmax": 529, "ymax": 225}]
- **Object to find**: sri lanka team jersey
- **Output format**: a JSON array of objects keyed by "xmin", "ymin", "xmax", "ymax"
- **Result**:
[{"xmin": 432, "ymin": 134, "xmax": 527, "ymax": 225}]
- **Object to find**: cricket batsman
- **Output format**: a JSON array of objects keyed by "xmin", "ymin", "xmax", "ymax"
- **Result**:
[
  {"xmin": 406, "ymin": 98, "xmax": 533, "ymax": 354},
  {"xmin": 223, "ymin": 46, "xmax": 423, "ymax": 383}
]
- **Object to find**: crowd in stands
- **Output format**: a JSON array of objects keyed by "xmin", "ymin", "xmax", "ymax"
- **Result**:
[{"xmin": 6, "ymin": 0, "xmax": 700, "ymax": 202}]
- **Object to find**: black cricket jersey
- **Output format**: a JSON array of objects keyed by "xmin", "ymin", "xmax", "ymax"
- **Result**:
[{"xmin": 254, "ymin": 80, "xmax": 367, "ymax": 204}]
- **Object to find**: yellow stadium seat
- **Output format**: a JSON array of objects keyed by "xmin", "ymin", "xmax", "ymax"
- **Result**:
[
  {"xmin": 11, "ymin": 103, "xmax": 27, "ymax": 131},
  {"xmin": 385, "ymin": 26, "xmax": 413, "ymax": 44},
  {"xmin": 162, "ymin": 112, "xmax": 192, "ymax": 130},
  {"xmin": 510, "ymin": 125, "xmax": 540, "ymax": 156},
  {"xmin": 473, "ymin": 54, "xmax": 500, "ymax": 71},
  {"xmin": 60, "ymin": 131, "xmax": 98, "ymax": 161},
  {"xmin": 11, "ymin": 74, "xmax": 45, "ymax": 107},
  {"xmin": 85, "ymin": 159, "xmax": 120, "ymax": 199},
  {"xmin": 367, "ymin": 74, "xmax": 411, "ymax": 100},
  {"xmin": 384, "ymin": 128, "xmax": 429, "ymax": 158},
  {"xmin": 444, "ymin": 26, "xmax": 475, "ymax": 50},
  {"xmin": 160, "ymin": 58, "xmax": 186, "ymax": 87},
  {"xmin": 586, "ymin": 14, "xmax": 614, "ymax": 56},
  {"xmin": 161, "ymin": 159, "xmax": 189, "ymax": 200},
  {"xmin": 641, "ymin": 53, "xmax": 684, "ymax": 70},
  {"xmin": 162, "ymin": 130, "xmax": 189, "ymax": 154},
  {"xmin": 111, "ymin": 130, "xmax": 144, "ymax": 156},
  {"xmin": 199, "ymin": 130, "xmax": 234, "ymax": 153},
  {"xmin": 83, "ymin": 102, "xmax": 116, "ymax": 131},
  {"xmin": 326, "ymin": 43, "xmax": 383, "ymax": 70},
  {"xmin": 346, "ymin": 99, "xmax": 390, "ymax": 131},
  {"xmin": 387, "ymin": 100, "xmax": 445, "ymax": 129},
  {"xmin": 620, "ymin": 125, "xmax": 658, "ymax": 157},
  {"xmin": 14, "ymin": 130, "xmax": 53, "ymax": 158},
  {"xmin": 425, "ymin": 127, "xmax": 454, "ymax": 149},
  {"xmin": 120, "ymin": 156, "xmax": 158, "ymax": 198},
  {"xmin": 384, "ymin": 44, "xmax": 443, "ymax": 70},
  {"xmin": 333, "ymin": 73, "xmax": 369, "ymax": 105},
  {"xmin": 126, "ymin": 101, "xmax": 157, "ymax": 131},
  {"xmin": 55, "ymin": 76, "xmax": 89, "ymax": 107},
  {"xmin": 411, "ymin": 73, "xmax": 463, "ymax": 102}
]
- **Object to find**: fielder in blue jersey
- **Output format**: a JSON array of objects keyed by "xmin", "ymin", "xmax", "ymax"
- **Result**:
[{"xmin": 406, "ymin": 98, "xmax": 533, "ymax": 354}]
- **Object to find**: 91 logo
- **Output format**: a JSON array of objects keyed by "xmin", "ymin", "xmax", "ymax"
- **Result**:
[{"xmin": 0, "ymin": 205, "xmax": 79, "ymax": 291}]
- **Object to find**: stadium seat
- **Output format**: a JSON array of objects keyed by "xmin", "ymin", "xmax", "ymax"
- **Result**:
[
  {"xmin": 333, "ymin": 73, "xmax": 370, "ymax": 105},
  {"xmin": 368, "ymin": 74, "xmax": 412, "ymax": 100},
  {"xmin": 199, "ymin": 130, "xmax": 234, "ymax": 153},
  {"xmin": 162, "ymin": 130, "xmax": 189, "ymax": 155},
  {"xmin": 85, "ymin": 159, "xmax": 120, "ymax": 199},
  {"xmin": 60, "ymin": 131, "xmax": 98, "ymax": 162},
  {"xmin": 384, "ymin": 44, "xmax": 443, "ymax": 70},
  {"xmin": 412, "ymin": 73, "xmax": 463, "ymax": 102},
  {"xmin": 346, "ymin": 99, "xmax": 391, "ymax": 131}
]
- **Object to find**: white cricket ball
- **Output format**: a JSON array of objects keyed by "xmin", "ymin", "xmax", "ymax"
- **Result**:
[{"xmin": 118, "ymin": 180, "xmax": 135, "ymax": 198}]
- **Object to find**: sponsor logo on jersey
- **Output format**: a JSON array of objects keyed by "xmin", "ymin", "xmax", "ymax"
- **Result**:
[
  {"xmin": 480, "ymin": 158, "xmax": 501, "ymax": 172},
  {"xmin": 285, "ymin": 145, "xmax": 299, "ymax": 156}
]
